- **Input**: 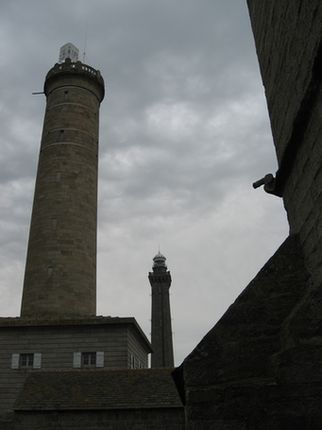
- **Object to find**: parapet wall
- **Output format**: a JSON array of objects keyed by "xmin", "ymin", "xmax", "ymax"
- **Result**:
[{"xmin": 45, "ymin": 59, "xmax": 105, "ymax": 101}]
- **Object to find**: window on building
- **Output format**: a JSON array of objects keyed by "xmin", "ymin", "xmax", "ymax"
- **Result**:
[
  {"xmin": 73, "ymin": 351, "xmax": 104, "ymax": 368},
  {"xmin": 130, "ymin": 353, "xmax": 135, "ymax": 369},
  {"xmin": 82, "ymin": 352, "xmax": 96, "ymax": 368},
  {"xmin": 11, "ymin": 353, "xmax": 42, "ymax": 369},
  {"xmin": 20, "ymin": 353, "xmax": 34, "ymax": 368},
  {"xmin": 130, "ymin": 353, "xmax": 142, "ymax": 369}
]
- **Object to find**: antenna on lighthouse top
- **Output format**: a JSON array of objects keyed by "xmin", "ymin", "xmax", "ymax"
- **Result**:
[
  {"xmin": 82, "ymin": 30, "xmax": 87, "ymax": 63},
  {"xmin": 59, "ymin": 43, "xmax": 79, "ymax": 63}
]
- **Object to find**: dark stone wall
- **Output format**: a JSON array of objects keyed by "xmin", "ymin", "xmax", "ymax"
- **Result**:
[
  {"xmin": 248, "ymin": 0, "xmax": 322, "ymax": 289},
  {"xmin": 174, "ymin": 236, "xmax": 322, "ymax": 429},
  {"xmin": 247, "ymin": 0, "xmax": 322, "ymax": 408},
  {"xmin": 247, "ymin": 1, "xmax": 322, "ymax": 164},
  {"xmin": 174, "ymin": 2, "xmax": 322, "ymax": 428}
]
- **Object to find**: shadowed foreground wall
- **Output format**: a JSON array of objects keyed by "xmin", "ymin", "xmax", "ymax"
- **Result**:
[
  {"xmin": 174, "ymin": 236, "xmax": 320, "ymax": 429},
  {"xmin": 173, "ymin": 2, "xmax": 322, "ymax": 428}
]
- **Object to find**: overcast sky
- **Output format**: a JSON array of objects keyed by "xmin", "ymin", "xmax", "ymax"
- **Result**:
[{"xmin": 0, "ymin": 0, "xmax": 288, "ymax": 365}]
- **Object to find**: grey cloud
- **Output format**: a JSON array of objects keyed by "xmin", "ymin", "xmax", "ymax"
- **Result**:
[{"xmin": 0, "ymin": 0, "xmax": 288, "ymax": 364}]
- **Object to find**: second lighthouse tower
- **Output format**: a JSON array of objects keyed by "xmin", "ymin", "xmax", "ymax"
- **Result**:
[{"xmin": 149, "ymin": 252, "xmax": 174, "ymax": 368}]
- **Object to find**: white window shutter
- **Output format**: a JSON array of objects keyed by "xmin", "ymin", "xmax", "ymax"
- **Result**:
[
  {"xmin": 73, "ymin": 352, "xmax": 81, "ymax": 368},
  {"xmin": 96, "ymin": 351, "xmax": 104, "ymax": 368},
  {"xmin": 11, "ymin": 353, "xmax": 20, "ymax": 369},
  {"xmin": 33, "ymin": 353, "xmax": 42, "ymax": 369}
]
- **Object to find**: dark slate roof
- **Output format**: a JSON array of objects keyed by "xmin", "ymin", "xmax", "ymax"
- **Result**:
[
  {"xmin": 14, "ymin": 368, "xmax": 183, "ymax": 411},
  {"xmin": 0, "ymin": 316, "xmax": 152, "ymax": 352}
]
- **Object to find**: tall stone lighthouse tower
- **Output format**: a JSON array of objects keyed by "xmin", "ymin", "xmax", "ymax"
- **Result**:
[
  {"xmin": 21, "ymin": 44, "xmax": 105, "ymax": 318},
  {"xmin": 149, "ymin": 252, "xmax": 174, "ymax": 368}
]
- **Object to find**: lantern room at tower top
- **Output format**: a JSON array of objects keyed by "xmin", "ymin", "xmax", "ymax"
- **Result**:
[{"xmin": 59, "ymin": 42, "xmax": 79, "ymax": 63}]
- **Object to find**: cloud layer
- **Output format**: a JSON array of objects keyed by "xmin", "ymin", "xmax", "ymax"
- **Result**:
[{"xmin": 0, "ymin": 0, "xmax": 288, "ymax": 364}]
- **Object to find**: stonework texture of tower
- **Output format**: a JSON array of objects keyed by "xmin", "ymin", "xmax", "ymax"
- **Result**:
[
  {"xmin": 21, "ymin": 57, "xmax": 105, "ymax": 318},
  {"xmin": 149, "ymin": 253, "xmax": 174, "ymax": 368}
]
